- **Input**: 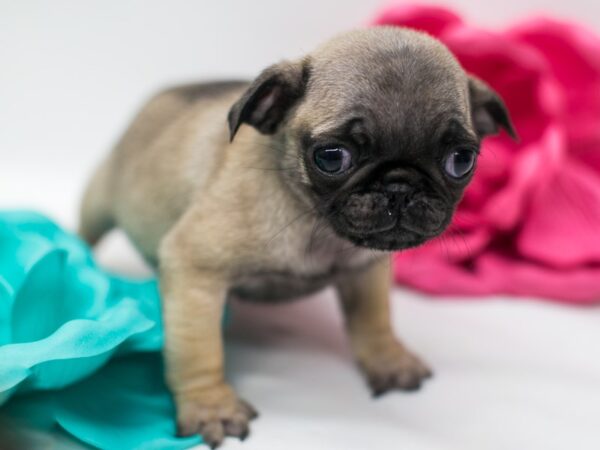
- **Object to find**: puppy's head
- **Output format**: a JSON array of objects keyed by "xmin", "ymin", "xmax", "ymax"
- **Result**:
[{"xmin": 228, "ymin": 27, "xmax": 515, "ymax": 251}]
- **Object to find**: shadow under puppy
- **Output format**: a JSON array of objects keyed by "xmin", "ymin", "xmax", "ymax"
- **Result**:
[{"xmin": 80, "ymin": 27, "xmax": 515, "ymax": 447}]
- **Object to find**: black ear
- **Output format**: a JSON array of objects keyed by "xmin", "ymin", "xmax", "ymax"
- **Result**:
[
  {"xmin": 468, "ymin": 76, "xmax": 517, "ymax": 140},
  {"xmin": 228, "ymin": 60, "xmax": 310, "ymax": 141}
]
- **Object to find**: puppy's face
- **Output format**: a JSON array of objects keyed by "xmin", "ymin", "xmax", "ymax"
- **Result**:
[{"xmin": 229, "ymin": 28, "xmax": 515, "ymax": 251}]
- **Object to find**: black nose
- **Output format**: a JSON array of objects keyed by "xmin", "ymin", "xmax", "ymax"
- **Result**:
[
  {"xmin": 382, "ymin": 170, "xmax": 412, "ymax": 194},
  {"xmin": 384, "ymin": 181, "xmax": 411, "ymax": 194}
]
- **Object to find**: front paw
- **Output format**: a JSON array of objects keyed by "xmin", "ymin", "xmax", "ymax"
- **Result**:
[
  {"xmin": 358, "ymin": 344, "xmax": 433, "ymax": 397},
  {"xmin": 176, "ymin": 383, "xmax": 258, "ymax": 448}
]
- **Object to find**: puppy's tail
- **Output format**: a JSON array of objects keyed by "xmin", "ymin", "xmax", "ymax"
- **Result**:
[{"xmin": 79, "ymin": 159, "xmax": 115, "ymax": 246}]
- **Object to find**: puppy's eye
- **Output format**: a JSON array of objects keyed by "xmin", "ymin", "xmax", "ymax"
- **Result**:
[
  {"xmin": 314, "ymin": 147, "xmax": 352, "ymax": 174},
  {"xmin": 444, "ymin": 149, "xmax": 476, "ymax": 179}
]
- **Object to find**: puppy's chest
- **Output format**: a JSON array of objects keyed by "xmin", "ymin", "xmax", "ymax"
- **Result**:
[
  {"xmin": 276, "ymin": 213, "xmax": 376, "ymax": 274},
  {"xmin": 231, "ymin": 219, "xmax": 377, "ymax": 303}
]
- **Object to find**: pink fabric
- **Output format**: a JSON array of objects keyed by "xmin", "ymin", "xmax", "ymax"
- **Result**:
[{"xmin": 373, "ymin": 5, "xmax": 600, "ymax": 304}]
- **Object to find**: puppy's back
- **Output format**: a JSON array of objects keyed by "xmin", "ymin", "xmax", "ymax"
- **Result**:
[{"xmin": 80, "ymin": 81, "xmax": 248, "ymax": 261}]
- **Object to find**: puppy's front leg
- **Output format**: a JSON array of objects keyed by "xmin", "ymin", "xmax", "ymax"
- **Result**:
[
  {"xmin": 160, "ymin": 237, "xmax": 256, "ymax": 447},
  {"xmin": 336, "ymin": 257, "xmax": 432, "ymax": 396}
]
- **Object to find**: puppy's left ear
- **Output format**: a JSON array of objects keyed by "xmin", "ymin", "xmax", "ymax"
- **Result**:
[
  {"xmin": 228, "ymin": 59, "xmax": 310, "ymax": 141},
  {"xmin": 468, "ymin": 76, "xmax": 517, "ymax": 140}
]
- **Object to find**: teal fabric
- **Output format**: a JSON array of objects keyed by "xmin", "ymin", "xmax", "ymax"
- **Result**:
[{"xmin": 0, "ymin": 211, "xmax": 202, "ymax": 449}]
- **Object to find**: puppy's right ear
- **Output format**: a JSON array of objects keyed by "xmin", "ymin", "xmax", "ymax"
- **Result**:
[{"xmin": 228, "ymin": 59, "xmax": 310, "ymax": 141}]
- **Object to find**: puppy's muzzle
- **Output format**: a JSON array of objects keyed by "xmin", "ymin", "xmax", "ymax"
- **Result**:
[
  {"xmin": 344, "ymin": 192, "xmax": 396, "ymax": 234},
  {"xmin": 342, "ymin": 176, "xmax": 448, "ymax": 237}
]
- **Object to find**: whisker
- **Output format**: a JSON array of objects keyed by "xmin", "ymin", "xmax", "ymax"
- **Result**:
[
  {"xmin": 266, "ymin": 204, "xmax": 319, "ymax": 247},
  {"xmin": 447, "ymin": 225, "xmax": 473, "ymax": 261},
  {"xmin": 242, "ymin": 166, "xmax": 298, "ymax": 172},
  {"xmin": 436, "ymin": 232, "xmax": 452, "ymax": 263}
]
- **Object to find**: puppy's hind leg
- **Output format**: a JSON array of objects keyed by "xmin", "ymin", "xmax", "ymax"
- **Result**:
[{"xmin": 79, "ymin": 160, "xmax": 115, "ymax": 246}]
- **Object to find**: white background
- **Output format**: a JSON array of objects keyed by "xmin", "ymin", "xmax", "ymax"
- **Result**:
[
  {"xmin": 2, "ymin": 0, "xmax": 600, "ymax": 220},
  {"xmin": 2, "ymin": 2, "xmax": 600, "ymax": 450}
]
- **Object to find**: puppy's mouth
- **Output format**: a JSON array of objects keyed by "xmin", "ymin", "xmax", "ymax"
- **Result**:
[
  {"xmin": 343, "ymin": 229, "xmax": 431, "ymax": 251},
  {"xmin": 328, "ymin": 190, "xmax": 450, "ymax": 251}
]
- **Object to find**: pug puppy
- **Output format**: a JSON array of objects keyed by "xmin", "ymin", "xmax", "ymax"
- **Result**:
[{"xmin": 80, "ymin": 27, "xmax": 514, "ymax": 447}]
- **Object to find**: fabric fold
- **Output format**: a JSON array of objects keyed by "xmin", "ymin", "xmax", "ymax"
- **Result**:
[{"xmin": 0, "ymin": 211, "xmax": 201, "ymax": 449}]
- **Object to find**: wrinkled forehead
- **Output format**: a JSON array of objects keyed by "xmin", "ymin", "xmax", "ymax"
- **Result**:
[{"xmin": 296, "ymin": 40, "xmax": 471, "ymax": 141}]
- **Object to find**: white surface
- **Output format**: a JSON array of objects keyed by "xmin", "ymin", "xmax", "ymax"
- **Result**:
[
  {"xmin": 3, "ymin": 1, "xmax": 600, "ymax": 449},
  {"xmin": 222, "ymin": 292, "xmax": 600, "ymax": 450},
  {"xmin": 96, "ymin": 233, "xmax": 600, "ymax": 450}
]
